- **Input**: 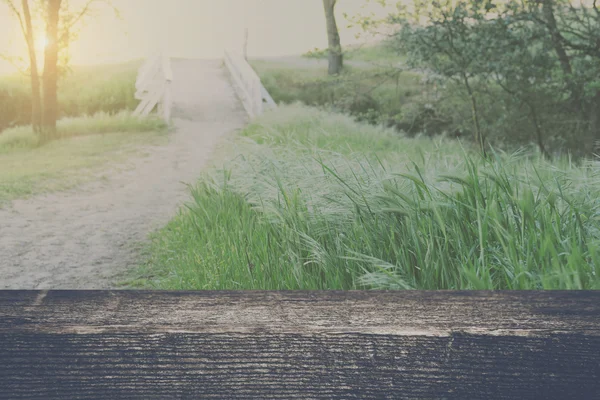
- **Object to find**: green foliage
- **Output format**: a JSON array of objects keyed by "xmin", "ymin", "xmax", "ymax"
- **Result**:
[
  {"xmin": 344, "ymin": 41, "xmax": 407, "ymax": 63},
  {"xmin": 303, "ymin": 48, "xmax": 329, "ymax": 59},
  {"xmin": 384, "ymin": 0, "xmax": 600, "ymax": 158},
  {"xmin": 0, "ymin": 60, "xmax": 142, "ymax": 134},
  {"xmin": 255, "ymin": 8, "xmax": 600, "ymax": 157},
  {"xmin": 58, "ymin": 67, "xmax": 138, "ymax": 117},
  {"xmin": 251, "ymin": 58, "xmax": 424, "ymax": 130},
  {"xmin": 0, "ymin": 79, "xmax": 32, "ymax": 132},
  {"xmin": 0, "ymin": 126, "xmax": 39, "ymax": 152},
  {"xmin": 133, "ymin": 105, "xmax": 600, "ymax": 290}
]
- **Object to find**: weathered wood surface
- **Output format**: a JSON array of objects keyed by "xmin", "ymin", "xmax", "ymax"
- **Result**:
[
  {"xmin": 224, "ymin": 50, "xmax": 263, "ymax": 118},
  {"xmin": 134, "ymin": 54, "xmax": 173, "ymax": 122},
  {"xmin": 224, "ymin": 50, "xmax": 277, "ymax": 118},
  {"xmin": 0, "ymin": 291, "xmax": 599, "ymax": 399}
]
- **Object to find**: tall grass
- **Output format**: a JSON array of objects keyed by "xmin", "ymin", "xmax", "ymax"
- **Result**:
[
  {"xmin": 0, "ymin": 111, "xmax": 167, "ymax": 153},
  {"xmin": 132, "ymin": 104, "xmax": 600, "ymax": 290},
  {"xmin": 0, "ymin": 60, "xmax": 141, "ymax": 133}
]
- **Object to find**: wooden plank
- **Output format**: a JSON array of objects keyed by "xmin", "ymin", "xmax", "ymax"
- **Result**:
[
  {"xmin": 224, "ymin": 51, "xmax": 256, "ymax": 118},
  {"xmin": 262, "ymin": 84, "xmax": 277, "ymax": 109},
  {"xmin": 0, "ymin": 291, "xmax": 598, "ymax": 399},
  {"xmin": 133, "ymin": 87, "xmax": 162, "ymax": 117},
  {"xmin": 162, "ymin": 55, "xmax": 173, "ymax": 83},
  {"xmin": 224, "ymin": 50, "xmax": 271, "ymax": 118},
  {"xmin": 133, "ymin": 54, "xmax": 173, "ymax": 123},
  {"xmin": 160, "ymin": 56, "xmax": 173, "ymax": 122},
  {"xmin": 135, "ymin": 55, "xmax": 161, "ymax": 92},
  {"xmin": 162, "ymin": 80, "xmax": 172, "ymax": 122}
]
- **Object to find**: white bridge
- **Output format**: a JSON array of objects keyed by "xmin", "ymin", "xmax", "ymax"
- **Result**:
[{"xmin": 133, "ymin": 51, "xmax": 277, "ymax": 122}]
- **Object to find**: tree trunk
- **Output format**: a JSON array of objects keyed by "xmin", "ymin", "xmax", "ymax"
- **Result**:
[
  {"xmin": 541, "ymin": 0, "xmax": 572, "ymax": 76},
  {"xmin": 540, "ymin": 0, "xmax": 584, "ymax": 112},
  {"xmin": 21, "ymin": 0, "xmax": 42, "ymax": 134},
  {"xmin": 42, "ymin": 0, "xmax": 61, "ymax": 141},
  {"xmin": 528, "ymin": 101, "xmax": 551, "ymax": 159},
  {"xmin": 591, "ymin": 90, "xmax": 600, "ymax": 145},
  {"xmin": 322, "ymin": 0, "xmax": 343, "ymax": 75}
]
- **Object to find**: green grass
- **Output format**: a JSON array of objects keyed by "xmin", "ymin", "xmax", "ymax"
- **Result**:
[
  {"xmin": 345, "ymin": 42, "xmax": 406, "ymax": 63},
  {"xmin": 58, "ymin": 60, "xmax": 142, "ymax": 117},
  {"xmin": 130, "ymin": 104, "xmax": 600, "ymax": 290},
  {"xmin": 250, "ymin": 56, "xmax": 424, "ymax": 126},
  {"xmin": 0, "ymin": 112, "xmax": 168, "ymax": 203},
  {"xmin": 303, "ymin": 41, "xmax": 406, "ymax": 64},
  {"xmin": 249, "ymin": 59, "xmax": 331, "ymax": 105},
  {"xmin": 0, "ymin": 59, "xmax": 142, "ymax": 132}
]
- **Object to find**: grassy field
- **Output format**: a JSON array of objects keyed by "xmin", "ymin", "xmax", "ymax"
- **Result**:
[
  {"xmin": 303, "ymin": 41, "xmax": 406, "ymax": 64},
  {"xmin": 0, "ymin": 59, "xmax": 142, "ymax": 132},
  {"xmin": 249, "ymin": 39, "xmax": 444, "ymax": 138},
  {"xmin": 0, "ymin": 59, "xmax": 171, "ymax": 204},
  {"xmin": 252, "ymin": 42, "xmax": 585, "ymax": 157},
  {"xmin": 131, "ymin": 104, "xmax": 600, "ymax": 290},
  {"xmin": 250, "ymin": 56, "xmax": 425, "ymax": 128},
  {"xmin": 0, "ymin": 112, "xmax": 168, "ymax": 204}
]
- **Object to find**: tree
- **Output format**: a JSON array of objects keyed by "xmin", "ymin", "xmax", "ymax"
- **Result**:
[
  {"xmin": 3, "ymin": 0, "xmax": 43, "ymax": 132},
  {"xmin": 359, "ymin": 0, "xmax": 600, "ymax": 158},
  {"xmin": 536, "ymin": 0, "xmax": 600, "ymax": 143},
  {"xmin": 21, "ymin": 0, "xmax": 42, "ymax": 132},
  {"xmin": 475, "ymin": 9, "xmax": 558, "ymax": 159},
  {"xmin": 41, "ymin": 0, "xmax": 61, "ymax": 140},
  {"xmin": 391, "ymin": 0, "xmax": 490, "ymax": 155},
  {"xmin": 323, "ymin": 0, "xmax": 343, "ymax": 75},
  {"xmin": 42, "ymin": 0, "xmax": 118, "ymax": 141},
  {"xmin": 2, "ymin": 0, "xmax": 118, "ymax": 142},
  {"xmin": 508, "ymin": 0, "xmax": 600, "ymax": 150}
]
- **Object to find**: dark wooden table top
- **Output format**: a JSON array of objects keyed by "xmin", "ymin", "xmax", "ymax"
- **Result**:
[{"xmin": 1, "ymin": 291, "xmax": 599, "ymax": 399}]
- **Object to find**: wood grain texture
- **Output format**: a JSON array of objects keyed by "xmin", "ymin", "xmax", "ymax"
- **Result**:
[
  {"xmin": 134, "ymin": 55, "xmax": 172, "ymax": 121},
  {"xmin": 0, "ymin": 291, "xmax": 599, "ymax": 399},
  {"xmin": 224, "ymin": 50, "xmax": 275, "ymax": 118}
]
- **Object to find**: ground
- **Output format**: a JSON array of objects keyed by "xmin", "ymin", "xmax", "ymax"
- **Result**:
[{"xmin": 0, "ymin": 59, "xmax": 247, "ymax": 289}]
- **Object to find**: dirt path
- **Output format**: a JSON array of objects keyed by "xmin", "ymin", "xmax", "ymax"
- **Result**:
[{"xmin": 0, "ymin": 59, "xmax": 248, "ymax": 289}]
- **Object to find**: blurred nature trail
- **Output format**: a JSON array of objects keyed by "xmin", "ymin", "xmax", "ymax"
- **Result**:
[{"xmin": 0, "ymin": 59, "xmax": 247, "ymax": 289}]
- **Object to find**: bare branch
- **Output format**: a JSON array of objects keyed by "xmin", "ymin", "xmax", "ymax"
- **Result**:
[
  {"xmin": 58, "ymin": 0, "xmax": 118, "ymax": 44},
  {"xmin": 64, "ymin": 0, "xmax": 95, "ymax": 29},
  {"xmin": 0, "ymin": 53, "xmax": 29, "ymax": 76},
  {"xmin": 3, "ymin": 0, "xmax": 27, "ymax": 39}
]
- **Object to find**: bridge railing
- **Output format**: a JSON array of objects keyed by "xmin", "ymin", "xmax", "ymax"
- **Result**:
[
  {"xmin": 133, "ymin": 54, "xmax": 173, "ymax": 123},
  {"xmin": 224, "ymin": 50, "xmax": 277, "ymax": 119}
]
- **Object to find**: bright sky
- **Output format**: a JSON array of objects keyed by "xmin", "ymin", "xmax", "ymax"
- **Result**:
[{"xmin": 0, "ymin": 0, "xmax": 391, "ymax": 75}]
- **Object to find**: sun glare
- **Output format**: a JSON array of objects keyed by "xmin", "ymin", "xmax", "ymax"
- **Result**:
[{"xmin": 36, "ymin": 36, "xmax": 48, "ymax": 53}]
